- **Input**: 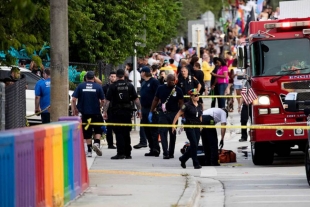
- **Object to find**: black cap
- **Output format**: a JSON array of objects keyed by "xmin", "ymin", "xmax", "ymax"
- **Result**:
[
  {"xmin": 86, "ymin": 71, "xmax": 95, "ymax": 79},
  {"xmin": 141, "ymin": 66, "xmax": 150, "ymax": 73},
  {"xmin": 116, "ymin": 69, "xmax": 125, "ymax": 76}
]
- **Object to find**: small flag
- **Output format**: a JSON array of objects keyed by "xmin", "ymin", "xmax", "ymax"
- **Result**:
[{"xmin": 241, "ymin": 85, "xmax": 257, "ymax": 105}]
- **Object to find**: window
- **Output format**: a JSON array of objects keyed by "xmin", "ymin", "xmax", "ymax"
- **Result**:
[{"xmin": 251, "ymin": 38, "xmax": 310, "ymax": 76}]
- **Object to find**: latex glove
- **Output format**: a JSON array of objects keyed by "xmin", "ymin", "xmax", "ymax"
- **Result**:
[
  {"xmin": 219, "ymin": 139, "xmax": 224, "ymax": 149},
  {"xmin": 148, "ymin": 112, "xmax": 153, "ymax": 123}
]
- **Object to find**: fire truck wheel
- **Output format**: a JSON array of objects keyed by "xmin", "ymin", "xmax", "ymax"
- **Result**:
[
  {"xmin": 305, "ymin": 142, "xmax": 310, "ymax": 186},
  {"xmin": 251, "ymin": 142, "xmax": 274, "ymax": 165}
]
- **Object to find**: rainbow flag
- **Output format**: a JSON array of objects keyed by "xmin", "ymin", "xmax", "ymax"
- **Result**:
[{"xmin": 235, "ymin": 9, "xmax": 245, "ymax": 34}]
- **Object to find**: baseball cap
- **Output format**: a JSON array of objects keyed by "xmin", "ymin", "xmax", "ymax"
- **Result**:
[
  {"xmin": 86, "ymin": 71, "xmax": 95, "ymax": 79},
  {"xmin": 141, "ymin": 66, "xmax": 150, "ymax": 73},
  {"xmin": 188, "ymin": 88, "xmax": 199, "ymax": 95}
]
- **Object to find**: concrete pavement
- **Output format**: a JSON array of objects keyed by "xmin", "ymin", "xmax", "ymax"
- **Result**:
[{"xmin": 68, "ymin": 98, "xmax": 245, "ymax": 207}]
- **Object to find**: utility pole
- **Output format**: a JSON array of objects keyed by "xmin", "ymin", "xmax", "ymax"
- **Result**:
[{"xmin": 50, "ymin": 0, "xmax": 69, "ymax": 121}]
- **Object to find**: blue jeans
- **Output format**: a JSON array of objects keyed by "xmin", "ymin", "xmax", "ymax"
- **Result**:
[
  {"xmin": 218, "ymin": 83, "xmax": 228, "ymax": 108},
  {"xmin": 158, "ymin": 111, "xmax": 177, "ymax": 156},
  {"xmin": 180, "ymin": 128, "xmax": 201, "ymax": 167}
]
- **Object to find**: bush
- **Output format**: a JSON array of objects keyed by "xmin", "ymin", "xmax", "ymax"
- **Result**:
[{"xmin": 69, "ymin": 81, "xmax": 77, "ymax": 90}]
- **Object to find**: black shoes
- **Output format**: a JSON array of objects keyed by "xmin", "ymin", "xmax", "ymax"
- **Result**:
[
  {"xmin": 111, "ymin": 154, "xmax": 125, "ymax": 159},
  {"xmin": 163, "ymin": 155, "xmax": 170, "ymax": 159},
  {"xmin": 169, "ymin": 155, "xmax": 174, "ymax": 159},
  {"xmin": 125, "ymin": 155, "xmax": 132, "ymax": 159},
  {"xmin": 179, "ymin": 157, "xmax": 186, "ymax": 169},
  {"xmin": 194, "ymin": 165, "xmax": 202, "ymax": 169},
  {"xmin": 108, "ymin": 145, "xmax": 116, "ymax": 149},
  {"xmin": 145, "ymin": 150, "xmax": 160, "ymax": 157},
  {"xmin": 239, "ymin": 139, "xmax": 247, "ymax": 142},
  {"xmin": 133, "ymin": 143, "xmax": 147, "ymax": 149}
]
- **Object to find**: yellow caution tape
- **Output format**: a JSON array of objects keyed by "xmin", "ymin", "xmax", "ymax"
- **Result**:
[
  {"xmin": 25, "ymin": 106, "xmax": 50, "ymax": 127},
  {"xmin": 82, "ymin": 120, "xmax": 310, "ymax": 130}
]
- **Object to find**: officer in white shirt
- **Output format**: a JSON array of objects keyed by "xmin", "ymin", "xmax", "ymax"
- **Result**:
[{"xmin": 201, "ymin": 108, "xmax": 228, "ymax": 166}]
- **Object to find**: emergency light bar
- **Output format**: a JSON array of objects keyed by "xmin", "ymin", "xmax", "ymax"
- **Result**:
[{"xmin": 264, "ymin": 21, "xmax": 310, "ymax": 29}]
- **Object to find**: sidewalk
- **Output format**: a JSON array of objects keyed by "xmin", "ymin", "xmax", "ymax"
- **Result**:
[{"xmin": 68, "ymin": 98, "xmax": 243, "ymax": 207}]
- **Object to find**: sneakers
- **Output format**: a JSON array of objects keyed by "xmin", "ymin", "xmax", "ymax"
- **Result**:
[
  {"xmin": 145, "ymin": 150, "xmax": 160, "ymax": 157},
  {"xmin": 239, "ymin": 139, "xmax": 247, "ymax": 142},
  {"xmin": 111, "ymin": 154, "xmax": 126, "ymax": 159},
  {"xmin": 87, "ymin": 152, "xmax": 92, "ymax": 157},
  {"xmin": 133, "ymin": 143, "xmax": 147, "ymax": 149},
  {"xmin": 92, "ymin": 143, "xmax": 102, "ymax": 156}
]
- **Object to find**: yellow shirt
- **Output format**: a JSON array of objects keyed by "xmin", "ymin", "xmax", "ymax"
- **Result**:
[{"xmin": 202, "ymin": 61, "xmax": 213, "ymax": 81}]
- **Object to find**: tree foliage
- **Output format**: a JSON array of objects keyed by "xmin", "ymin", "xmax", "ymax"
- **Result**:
[{"xmin": 0, "ymin": 0, "xmax": 227, "ymax": 64}]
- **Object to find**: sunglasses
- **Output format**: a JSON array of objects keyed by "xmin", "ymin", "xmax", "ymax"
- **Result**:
[{"xmin": 191, "ymin": 94, "xmax": 199, "ymax": 97}]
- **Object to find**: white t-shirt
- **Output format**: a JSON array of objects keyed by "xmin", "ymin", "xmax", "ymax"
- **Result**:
[
  {"xmin": 203, "ymin": 108, "xmax": 227, "ymax": 124},
  {"xmin": 233, "ymin": 67, "xmax": 243, "ymax": 86},
  {"xmin": 129, "ymin": 69, "xmax": 141, "ymax": 88}
]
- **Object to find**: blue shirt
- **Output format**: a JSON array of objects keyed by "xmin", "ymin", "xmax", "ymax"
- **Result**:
[
  {"xmin": 140, "ymin": 77, "xmax": 159, "ymax": 108},
  {"xmin": 35, "ymin": 78, "xmax": 51, "ymax": 113},
  {"xmin": 155, "ymin": 85, "xmax": 183, "ymax": 112},
  {"xmin": 72, "ymin": 81, "xmax": 104, "ymax": 115}
]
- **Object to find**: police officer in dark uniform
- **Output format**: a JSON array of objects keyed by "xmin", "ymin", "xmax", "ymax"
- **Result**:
[
  {"xmin": 102, "ymin": 71, "xmax": 117, "ymax": 149},
  {"xmin": 201, "ymin": 108, "xmax": 228, "ymax": 166},
  {"xmin": 149, "ymin": 74, "xmax": 184, "ymax": 159},
  {"xmin": 172, "ymin": 88, "xmax": 203, "ymax": 169},
  {"xmin": 177, "ymin": 66, "xmax": 201, "ymax": 102},
  {"xmin": 139, "ymin": 66, "xmax": 160, "ymax": 156},
  {"xmin": 103, "ymin": 69, "xmax": 142, "ymax": 160},
  {"xmin": 71, "ymin": 71, "xmax": 105, "ymax": 157}
]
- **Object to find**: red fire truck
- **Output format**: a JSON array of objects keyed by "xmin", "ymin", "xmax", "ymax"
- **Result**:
[{"xmin": 237, "ymin": 18, "xmax": 310, "ymax": 165}]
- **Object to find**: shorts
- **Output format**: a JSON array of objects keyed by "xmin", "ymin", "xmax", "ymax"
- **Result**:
[
  {"xmin": 82, "ymin": 114, "xmax": 103, "ymax": 139},
  {"xmin": 234, "ymin": 84, "xmax": 242, "ymax": 90},
  {"xmin": 204, "ymin": 81, "xmax": 211, "ymax": 88}
]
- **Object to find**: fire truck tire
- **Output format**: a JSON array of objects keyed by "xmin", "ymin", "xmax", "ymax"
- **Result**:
[
  {"xmin": 305, "ymin": 142, "xmax": 310, "ymax": 186},
  {"xmin": 251, "ymin": 142, "xmax": 274, "ymax": 165}
]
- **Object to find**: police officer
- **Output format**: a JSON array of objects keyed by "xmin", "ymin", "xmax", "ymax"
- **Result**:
[
  {"xmin": 201, "ymin": 108, "xmax": 228, "ymax": 166},
  {"xmin": 239, "ymin": 101, "xmax": 252, "ymax": 142},
  {"xmin": 102, "ymin": 71, "xmax": 117, "ymax": 149},
  {"xmin": 103, "ymin": 69, "xmax": 142, "ymax": 160},
  {"xmin": 139, "ymin": 66, "xmax": 160, "ymax": 156},
  {"xmin": 71, "ymin": 71, "xmax": 105, "ymax": 157},
  {"xmin": 172, "ymin": 88, "xmax": 203, "ymax": 169},
  {"xmin": 149, "ymin": 74, "xmax": 184, "ymax": 159},
  {"xmin": 177, "ymin": 66, "xmax": 201, "ymax": 102}
]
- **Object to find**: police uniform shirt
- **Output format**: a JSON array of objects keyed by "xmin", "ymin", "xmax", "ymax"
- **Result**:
[
  {"xmin": 106, "ymin": 80, "xmax": 138, "ymax": 103},
  {"xmin": 72, "ymin": 81, "xmax": 104, "ymax": 115},
  {"xmin": 155, "ymin": 85, "xmax": 183, "ymax": 112},
  {"xmin": 140, "ymin": 77, "xmax": 159, "ymax": 108},
  {"xmin": 181, "ymin": 101, "xmax": 202, "ymax": 124},
  {"xmin": 202, "ymin": 108, "xmax": 227, "ymax": 124},
  {"xmin": 177, "ymin": 75, "xmax": 200, "ymax": 95}
]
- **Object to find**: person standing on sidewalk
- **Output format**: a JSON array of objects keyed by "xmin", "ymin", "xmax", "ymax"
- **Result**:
[
  {"xmin": 172, "ymin": 88, "xmax": 203, "ymax": 169},
  {"xmin": 239, "ymin": 101, "xmax": 252, "ymax": 142},
  {"xmin": 102, "ymin": 71, "xmax": 117, "ymax": 149},
  {"xmin": 35, "ymin": 68, "xmax": 51, "ymax": 123},
  {"xmin": 71, "ymin": 71, "xmax": 105, "ymax": 157},
  {"xmin": 139, "ymin": 66, "xmax": 161, "ymax": 157},
  {"xmin": 149, "ymin": 74, "xmax": 184, "ymax": 159},
  {"xmin": 103, "ymin": 69, "xmax": 142, "ymax": 159},
  {"xmin": 201, "ymin": 108, "xmax": 228, "ymax": 166}
]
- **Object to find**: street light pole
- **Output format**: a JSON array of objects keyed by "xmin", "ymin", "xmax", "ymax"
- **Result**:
[{"xmin": 50, "ymin": 0, "xmax": 69, "ymax": 121}]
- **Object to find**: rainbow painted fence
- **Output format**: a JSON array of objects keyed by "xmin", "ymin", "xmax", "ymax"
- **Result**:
[{"xmin": 0, "ymin": 116, "xmax": 89, "ymax": 207}]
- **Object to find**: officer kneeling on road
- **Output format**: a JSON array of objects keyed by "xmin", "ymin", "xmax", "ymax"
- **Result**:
[
  {"xmin": 103, "ymin": 69, "xmax": 142, "ymax": 160},
  {"xmin": 201, "ymin": 108, "xmax": 228, "ymax": 166}
]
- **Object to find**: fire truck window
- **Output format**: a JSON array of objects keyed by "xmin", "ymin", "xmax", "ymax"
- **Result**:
[{"xmin": 252, "ymin": 38, "xmax": 310, "ymax": 76}]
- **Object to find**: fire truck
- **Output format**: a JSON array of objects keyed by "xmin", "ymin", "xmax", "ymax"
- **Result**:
[{"xmin": 237, "ymin": 2, "xmax": 310, "ymax": 166}]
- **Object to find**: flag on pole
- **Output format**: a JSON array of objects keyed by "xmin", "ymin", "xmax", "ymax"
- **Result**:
[{"xmin": 241, "ymin": 83, "xmax": 257, "ymax": 105}]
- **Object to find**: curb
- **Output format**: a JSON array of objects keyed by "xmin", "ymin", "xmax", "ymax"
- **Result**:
[{"xmin": 177, "ymin": 176, "xmax": 201, "ymax": 207}]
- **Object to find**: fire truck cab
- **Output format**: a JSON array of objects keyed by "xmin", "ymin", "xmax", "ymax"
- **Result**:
[{"xmin": 237, "ymin": 18, "xmax": 310, "ymax": 165}]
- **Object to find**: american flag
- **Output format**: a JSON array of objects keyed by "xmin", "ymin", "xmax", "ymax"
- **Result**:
[{"xmin": 241, "ymin": 84, "xmax": 257, "ymax": 105}]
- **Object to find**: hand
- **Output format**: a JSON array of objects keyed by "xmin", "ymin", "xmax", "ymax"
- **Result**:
[
  {"xmin": 136, "ymin": 111, "xmax": 141, "ymax": 119},
  {"xmin": 35, "ymin": 109, "xmax": 41, "ymax": 116},
  {"xmin": 172, "ymin": 127, "xmax": 176, "ymax": 134},
  {"xmin": 103, "ymin": 112, "xmax": 108, "ymax": 120},
  {"xmin": 211, "ymin": 85, "xmax": 215, "ymax": 90},
  {"xmin": 219, "ymin": 139, "xmax": 224, "ymax": 149},
  {"xmin": 148, "ymin": 112, "xmax": 153, "ymax": 123}
]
